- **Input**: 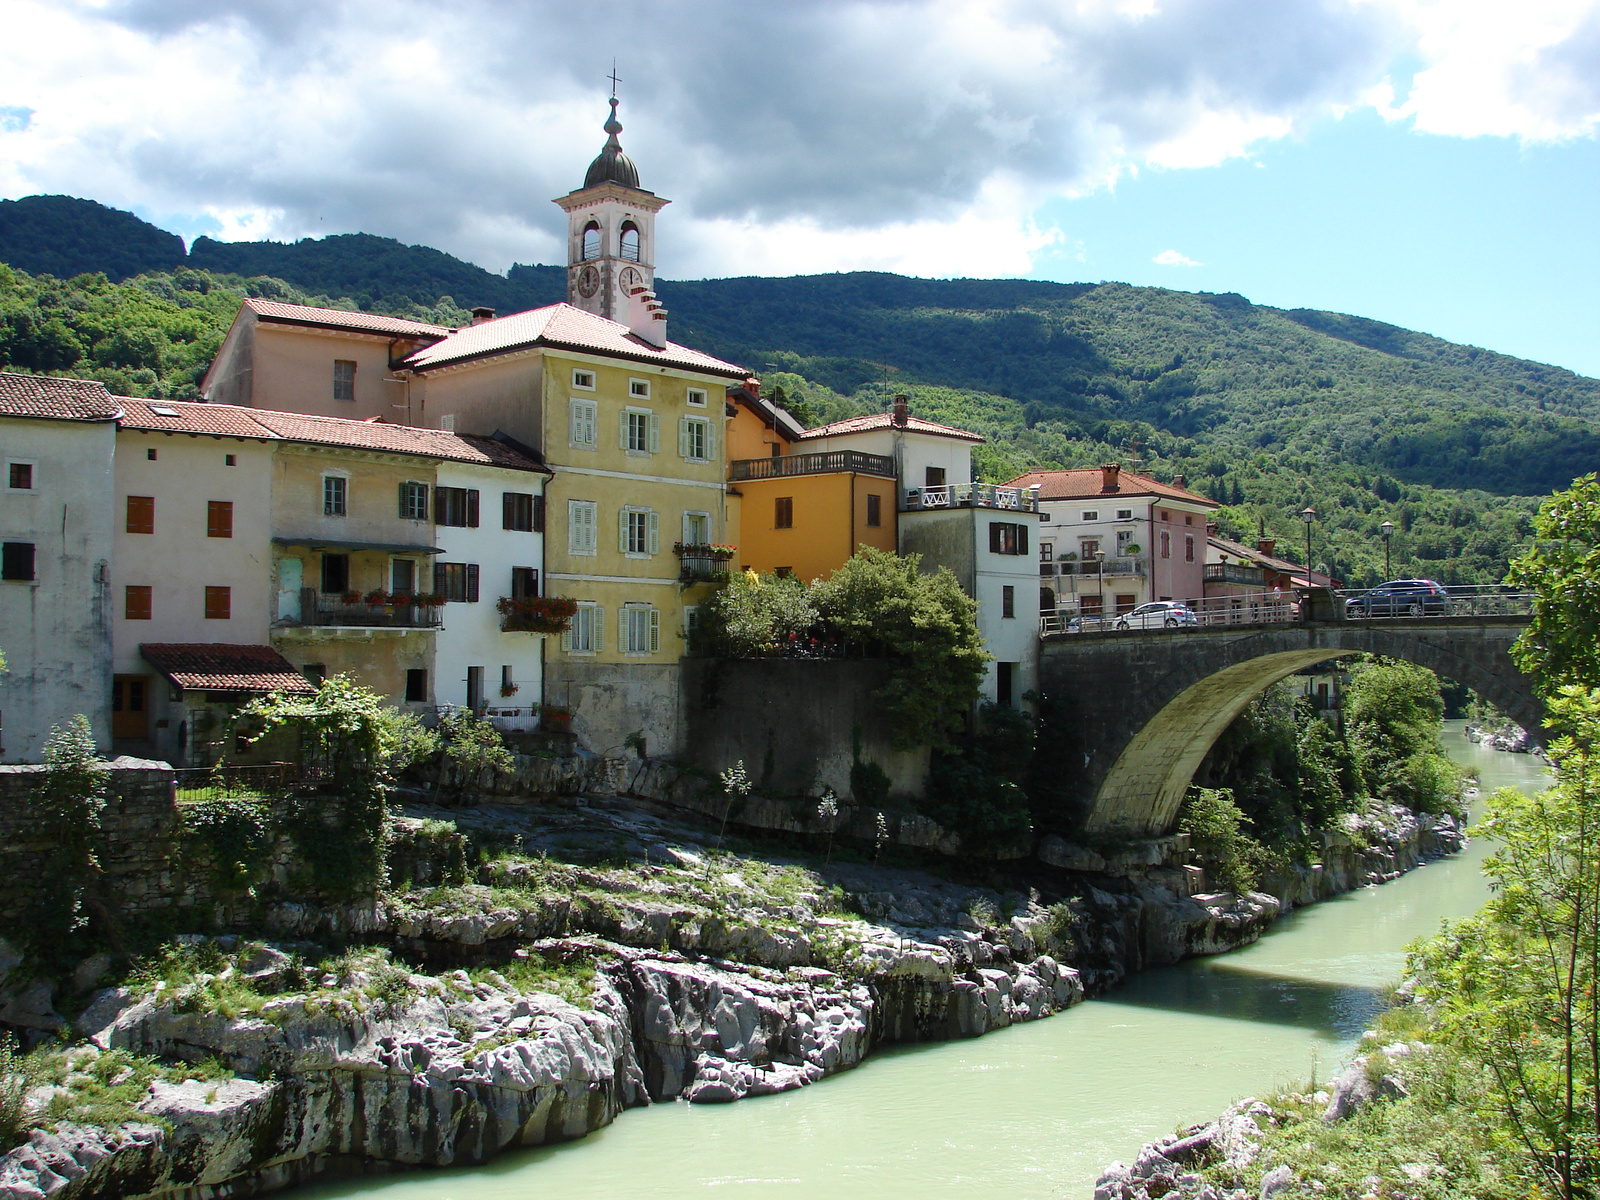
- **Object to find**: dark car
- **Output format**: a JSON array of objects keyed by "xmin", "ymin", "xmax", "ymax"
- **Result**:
[{"xmin": 1345, "ymin": 579, "xmax": 1450, "ymax": 618}]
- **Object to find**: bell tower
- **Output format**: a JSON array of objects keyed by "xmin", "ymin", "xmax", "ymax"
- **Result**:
[{"xmin": 554, "ymin": 97, "xmax": 669, "ymax": 322}]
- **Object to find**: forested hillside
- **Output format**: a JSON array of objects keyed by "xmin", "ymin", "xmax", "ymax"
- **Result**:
[{"xmin": 2, "ymin": 194, "xmax": 1595, "ymax": 585}]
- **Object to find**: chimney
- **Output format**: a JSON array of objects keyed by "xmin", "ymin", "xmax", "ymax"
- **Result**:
[
  {"xmin": 1099, "ymin": 462, "xmax": 1121, "ymax": 493},
  {"xmin": 1258, "ymin": 537, "xmax": 1276, "ymax": 556},
  {"xmin": 470, "ymin": 306, "xmax": 495, "ymax": 325},
  {"xmin": 891, "ymin": 393, "xmax": 909, "ymax": 427},
  {"xmin": 1172, "ymin": 473, "xmax": 1186, "ymax": 489},
  {"xmin": 627, "ymin": 285, "xmax": 668, "ymax": 349}
]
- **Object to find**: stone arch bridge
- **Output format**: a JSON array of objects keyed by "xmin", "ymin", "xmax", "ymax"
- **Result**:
[{"xmin": 1038, "ymin": 616, "xmax": 1539, "ymax": 839}]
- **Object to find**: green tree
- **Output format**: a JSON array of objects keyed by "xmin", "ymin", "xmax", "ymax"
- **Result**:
[
  {"xmin": 435, "ymin": 709, "xmax": 512, "ymax": 800},
  {"xmin": 1414, "ymin": 685, "xmax": 1600, "ymax": 1199},
  {"xmin": 1509, "ymin": 474, "xmax": 1600, "ymax": 694},
  {"xmin": 1344, "ymin": 660, "xmax": 1462, "ymax": 813},
  {"xmin": 693, "ymin": 568, "xmax": 818, "ymax": 656}
]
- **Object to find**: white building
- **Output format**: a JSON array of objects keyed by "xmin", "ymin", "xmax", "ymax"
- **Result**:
[{"xmin": 0, "ymin": 374, "xmax": 120, "ymax": 759}]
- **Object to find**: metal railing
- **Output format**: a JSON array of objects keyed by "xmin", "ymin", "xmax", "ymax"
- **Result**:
[
  {"xmin": 904, "ymin": 483, "xmax": 1040, "ymax": 512},
  {"xmin": 1041, "ymin": 591, "xmax": 1299, "ymax": 635},
  {"xmin": 1042, "ymin": 559, "xmax": 1147, "ymax": 578},
  {"xmin": 173, "ymin": 762, "xmax": 297, "ymax": 800},
  {"xmin": 728, "ymin": 450, "xmax": 896, "ymax": 481},
  {"xmin": 677, "ymin": 553, "xmax": 732, "ymax": 584},
  {"xmin": 1203, "ymin": 562, "xmax": 1267, "ymax": 585},
  {"xmin": 1335, "ymin": 585, "xmax": 1534, "ymax": 620},
  {"xmin": 286, "ymin": 588, "xmax": 442, "ymax": 630}
]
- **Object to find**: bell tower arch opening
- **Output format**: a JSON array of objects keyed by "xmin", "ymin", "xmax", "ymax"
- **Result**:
[{"xmin": 554, "ymin": 96, "xmax": 669, "ymax": 322}]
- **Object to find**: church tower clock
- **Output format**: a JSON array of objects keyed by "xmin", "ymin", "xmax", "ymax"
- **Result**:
[{"xmin": 554, "ymin": 97, "xmax": 669, "ymax": 322}]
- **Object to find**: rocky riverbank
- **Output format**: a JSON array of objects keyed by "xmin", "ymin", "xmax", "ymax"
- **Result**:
[{"xmin": 0, "ymin": 795, "xmax": 1464, "ymax": 1200}]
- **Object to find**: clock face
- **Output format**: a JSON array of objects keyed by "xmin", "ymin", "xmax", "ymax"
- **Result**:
[
  {"xmin": 577, "ymin": 265, "xmax": 600, "ymax": 299},
  {"xmin": 619, "ymin": 266, "xmax": 643, "ymax": 292}
]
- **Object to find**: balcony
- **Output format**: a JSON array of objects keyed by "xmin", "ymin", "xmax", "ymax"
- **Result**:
[
  {"xmin": 497, "ymin": 595, "xmax": 577, "ymax": 634},
  {"xmin": 728, "ymin": 450, "xmax": 896, "ymax": 482},
  {"xmin": 1204, "ymin": 562, "xmax": 1267, "ymax": 586},
  {"xmin": 280, "ymin": 587, "xmax": 441, "ymax": 631},
  {"xmin": 1046, "ymin": 559, "xmax": 1146, "ymax": 578},
  {"xmin": 904, "ymin": 483, "xmax": 1040, "ymax": 513}
]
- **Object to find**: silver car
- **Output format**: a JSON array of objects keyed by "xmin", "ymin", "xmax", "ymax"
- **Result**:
[{"xmin": 1115, "ymin": 601, "xmax": 1199, "ymax": 630}]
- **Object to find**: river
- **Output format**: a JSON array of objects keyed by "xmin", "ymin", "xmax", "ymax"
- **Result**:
[{"xmin": 300, "ymin": 721, "xmax": 1546, "ymax": 1200}]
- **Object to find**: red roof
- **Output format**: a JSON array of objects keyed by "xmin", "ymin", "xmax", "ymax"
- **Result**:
[
  {"xmin": 140, "ymin": 643, "xmax": 318, "ymax": 694},
  {"xmin": 402, "ymin": 303, "xmax": 748, "ymax": 379},
  {"xmin": 797, "ymin": 412, "xmax": 984, "ymax": 443},
  {"xmin": 0, "ymin": 372, "xmax": 122, "ymax": 422},
  {"xmin": 244, "ymin": 299, "xmax": 449, "ymax": 339},
  {"xmin": 1004, "ymin": 467, "xmax": 1216, "ymax": 507},
  {"xmin": 117, "ymin": 397, "xmax": 546, "ymax": 472}
]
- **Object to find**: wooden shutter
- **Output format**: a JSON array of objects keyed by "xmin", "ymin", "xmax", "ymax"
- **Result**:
[
  {"xmin": 126, "ymin": 495, "xmax": 154, "ymax": 534},
  {"xmin": 679, "ymin": 417, "xmax": 691, "ymax": 458},
  {"xmin": 620, "ymin": 410, "xmax": 631, "ymax": 450},
  {"xmin": 648, "ymin": 607, "xmax": 660, "ymax": 653},
  {"xmin": 466, "ymin": 563, "xmax": 480, "ymax": 603},
  {"xmin": 466, "ymin": 489, "xmax": 480, "ymax": 528},
  {"xmin": 647, "ymin": 414, "xmax": 661, "ymax": 453},
  {"xmin": 647, "ymin": 511, "xmax": 659, "ymax": 554},
  {"xmin": 207, "ymin": 501, "xmax": 232, "ymax": 538},
  {"xmin": 533, "ymin": 495, "xmax": 545, "ymax": 532},
  {"xmin": 503, "ymin": 492, "xmax": 516, "ymax": 530},
  {"xmin": 619, "ymin": 508, "xmax": 631, "ymax": 552},
  {"xmin": 1019, "ymin": 523, "xmax": 1028, "ymax": 556},
  {"xmin": 593, "ymin": 606, "xmax": 604, "ymax": 652}
]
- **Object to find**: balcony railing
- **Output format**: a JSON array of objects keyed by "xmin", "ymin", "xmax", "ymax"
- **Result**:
[
  {"xmin": 904, "ymin": 483, "xmax": 1040, "ymax": 512},
  {"xmin": 1204, "ymin": 562, "xmax": 1267, "ymax": 585},
  {"xmin": 678, "ymin": 554, "xmax": 732, "ymax": 584},
  {"xmin": 284, "ymin": 587, "xmax": 441, "ymax": 630},
  {"xmin": 497, "ymin": 595, "xmax": 576, "ymax": 634},
  {"xmin": 1043, "ymin": 559, "xmax": 1146, "ymax": 577},
  {"xmin": 729, "ymin": 450, "xmax": 895, "ymax": 482}
]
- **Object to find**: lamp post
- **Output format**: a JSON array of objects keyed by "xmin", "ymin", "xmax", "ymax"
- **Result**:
[
  {"xmin": 1299, "ymin": 507, "xmax": 1316, "ymax": 586},
  {"xmin": 1380, "ymin": 519, "xmax": 1394, "ymax": 579},
  {"xmin": 1096, "ymin": 550, "xmax": 1107, "ymax": 625}
]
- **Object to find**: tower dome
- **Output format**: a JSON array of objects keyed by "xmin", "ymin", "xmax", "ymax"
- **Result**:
[{"xmin": 583, "ymin": 98, "xmax": 641, "ymax": 190}]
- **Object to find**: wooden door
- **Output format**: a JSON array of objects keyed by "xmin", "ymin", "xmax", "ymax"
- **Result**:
[{"xmin": 112, "ymin": 675, "xmax": 149, "ymax": 739}]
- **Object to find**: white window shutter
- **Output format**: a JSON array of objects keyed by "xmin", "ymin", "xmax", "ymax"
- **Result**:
[
  {"xmin": 647, "ymin": 414, "xmax": 661, "ymax": 453},
  {"xmin": 561, "ymin": 617, "xmax": 572, "ymax": 652},
  {"xmin": 620, "ymin": 410, "xmax": 630, "ymax": 450},
  {"xmin": 594, "ymin": 608, "xmax": 604, "ymax": 653},
  {"xmin": 647, "ymin": 510, "xmax": 660, "ymax": 554},
  {"xmin": 648, "ymin": 607, "xmax": 660, "ymax": 652},
  {"xmin": 682, "ymin": 512, "xmax": 694, "ymax": 544},
  {"xmin": 570, "ymin": 400, "xmax": 581, "ymax": 443},
  {"xmin": 706, "ymin": 422, "xmax": 717, "ymax": 462},
  {"xmin": 678, "ymin": 417, "xmax": 691, "ymax": 458},
  {"xmin": 619, "ymin": 507, "xmax": 631, "ymax": 552}
]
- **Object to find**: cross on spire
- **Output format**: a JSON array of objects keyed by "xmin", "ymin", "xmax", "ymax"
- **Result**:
[{"xmin": 608, "ymin": 60, "xmax": 621, "ymax": 99}]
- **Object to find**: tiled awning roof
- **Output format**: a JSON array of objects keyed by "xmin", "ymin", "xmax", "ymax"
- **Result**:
[
  {"xmin": 0, "ymin": 372, "xmax": 122, "ymax": 421},
  {"xmin": 140, "ymin": 643, "xmax": 317, "ymax": 695}
]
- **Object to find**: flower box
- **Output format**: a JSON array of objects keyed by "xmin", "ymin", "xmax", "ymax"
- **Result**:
[{"xmin": 496, "ymin": 595, "xmax": 578, "ymax": 634}]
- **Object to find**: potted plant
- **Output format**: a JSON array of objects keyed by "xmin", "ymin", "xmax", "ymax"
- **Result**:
[
  {"xmin": 340, "ymin": 590, "xmax": 362, "ymax": 605},
  {"xmin": 1122, "ymin": 544, "xmax": 1142, "ymax": 556},
  {"xmin": 500, "ymin": 682, "xmax": 519, "ymax": 697},
  {"xmin": 364, "ymin": 589, "xmax": 392, "ymax": 607},
  {"xmin": 539, "ymin": 703, "xmax": 573, "ymax": 733},
  {"xmin": 496, "ymin": 595, "xmax": 578, "ymax": 633}
]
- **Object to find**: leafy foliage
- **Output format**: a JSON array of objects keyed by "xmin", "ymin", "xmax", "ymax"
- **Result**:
[
  {"xmin": 179, "ymin": 796, "xmax": 276, "ymax": 893},
  {"xmin": 1177, "ymin": 787, "xmax": 1278, "ymax": 895},
  {"xmin": 923, "ymin": 702, "xmax": 1034, "ymax": 851},
  {"xmin": 692, "ymin": 569, "xmax": 818, "ymax": 656},
  {"xmin": 1344, "ymin": 661, "xmax": 1463, "ymax": 814},
  {"xmin": 1508, "ymin": 473, "xmax": 1600, "ymax": 695},
  {"xmin": 435, "ymin": 710, "xmax": 513, "ymax": 796}
]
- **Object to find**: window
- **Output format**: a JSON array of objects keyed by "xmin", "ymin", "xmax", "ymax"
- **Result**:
[
  {"xmin": 686, "ymin": 387, "xmax": 707, "ymax": 407},
  {"xmin": 775, "ymin": 496, "xmax": 793, "ymax": 529},
  {"xmin": 1116, "ymin": 593, "xmax": 1137, "ymax": 615},
  {"xmin": 995, "ymin": 662, "xmax": 1014, "ymax": 708},
  {"xmin": 1160, "ymin": 531, "xmax": 1171, "ymax": 558},
  {"xmin": 581, "ymin": 221, "xmax": 601, "ymax": 260},
  {"xmin": 1186, "ymin": 514, "xmax": 1194, "ymax": 525},
  {"xmin": 323, "ymin": 475, "xmax": 347, "ymax": 516},
  {"xmin": 511, "ymin": 566, "xmax": 540, "ymax": 598},
  {"xmin": 866, "ymin": 493, "xmax": 882, "ymax": 527},
  {"xmin": 467, "ymin": 666, "xmax": 485, "ymax": 710},
  {"xmin": 1185, "ymin": 535, "xmax": 1195, "ymax": 562},
  {"xmin": 1116, "ymin": 529, "xmax": 1136, "ymax": 556},
  {"xmin": 146, "ymin": 448, "xmax": 157, "ymax": 461},
  {"xmin": 620, "ymin": 506, "xmax": 659, "ymax": 556},
  {"xmin": 204, "ymin": 586, "xmax": 231, "ymax": 619},
  {"xmin": 124, "ymin": 583, "xmax": 151, "ymax": 619},
  {"xmin": 1082, "ymin": 510, "xmax": 1099, "ymax": 521},
  {"xmin": 225, "ymin": 454, "xmax": 236, "ymax": 467},
  {"xmin": 679, "ymin": 416, "xmax": 711, "ymax": 461},
  {"xmin": 207, "ymin": 500, "xmax": 233, "ymax": 539},
  {"xmin": 333, "ymin": 359, "xmax": 356, "ymax": 401},
  {"xmin": 320, "ymin": 554, "xmax": 349, "ymax": 594},
  {"xmin": 501, "ymin": 664, "xmax": 515, "ymax": 694},
  {"xmin": 570, "ymin": 397, "xmax": 598, "ymax": 448},
  {"xmin": 568, "ymin": 499, "xmax": 598, "ymax": 555},
  {"xmin": 989, "ymin": 521, "xmax": 1029, "ymax": 555},
  {"xmin": 7, "ymin": 462, "xmax": 33, "ymax": 490},
  {"xmin": 434, "ymin": 486, "xmax": 479, "ymax": 528},
  {"xmin": 1080, "ymin": 595, "xmax": 1102, "ymax": 617},
  {"xmin": 1040, "ymin": 540, "xmax": 1054, "ymax": 562},
  {"xmin": 391, "ymin": 559, "xmax": 416, "ymax": 594},
  {"xmin": 1161, "ymin": 511, "xmax": 1170, "ymax": 522},
  {"xmin": 1002, "ymin": 585, "xmax": 1015, "ymax": 619},
  {"xmin": 629, "ymin": 379, "xmax": 650, "ymax": 399},
  {"xmin": 1080, "ymin": 538, "xmax": 1101, "ymax": 560},
  {"xmin": 683, "ymin": 511, "xmax": 710, "ymax": 545},
  {"xmin": 572, "ymin": 369, "xmax": 596, "ymax": 390},
  {"xmin": 1116, "ymin": 509, "xmax": 1133, "ymax": 520},
  {"xmin": 302, "ymin": 663, "xmax": 326, "ymax": 685},
  {"xmin": 619, "ymin": 221, "xmax": 641, "ymax": 262},
  {"xmin": 126, "ymin": 495, "xmax": 154, "ymax": 534},
  {"xmin": 503, "ymin": 491, "xmax": 536, "ymax": 531},
  {"xmin": 925, "ymin": 466, "xmax": 946, "ymax": 488},
  {"xmin": 622, "ymin": 407, "xmax": 659, "ymax": 453},
  {"xmin": 399, "ymin": 481, "xmax": 429, "ymax": 521},
  {"xmin": 405, "ymin": 669, "xmax": 428, "ymax": 702},
  {"xmin": 436, "ymin": 562, "xmax": 480, "ymax": 603},
  {"xmin": 623, "ymin": 604, "xmax": 661, "ymax": 654},
  {"xmin": 568, "ymin": 602, "xmax": 603, "ymax": 653},
  {"xmin": 0, "ymin": 539, "xmax": 37, "ymax": 583}
]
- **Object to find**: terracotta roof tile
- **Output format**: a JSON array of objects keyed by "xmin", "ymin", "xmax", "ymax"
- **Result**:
[
  {"xmin": 0, "ymin": 372, "xmax": 122, "ymax": 421},
  {"xmin": 1004, "ymin": 467, "xmax": 1217, "ymax": 507},
  {"xmin": 116, "ymin": 398, "xmax": 546, "ymax": 472},
  {"xmin": 140, "ymin": 643, "xmax": 318, "ymax": 694},
  {"xmin": 797, "ymin": 412, "xmax": 985, "ymax": 443},
  {"xmin": 244, "ymin": 299, "xmax": 449, "ymax": 339},
  {"xmin": 402, "ymin": 303, "xmax": 748, "ymax": 378}
]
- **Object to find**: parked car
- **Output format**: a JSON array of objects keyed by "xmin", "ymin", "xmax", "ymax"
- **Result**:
[
  {"xmin": 1066, "ymin": 614, "xmax": 1115, "ymax": 633},
  {"xmin": 1344, "ymin": 579, "xmax": 1450, "ymax": 618},
  {"xmin": 1114, "ymin": 601, "xmax": 1200, "ymax": 631}
]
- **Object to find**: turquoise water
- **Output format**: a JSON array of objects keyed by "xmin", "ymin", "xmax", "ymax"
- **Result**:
[{"xmin": 299, "ymin": 721, "xmax": 1544, "ymax": 1199}]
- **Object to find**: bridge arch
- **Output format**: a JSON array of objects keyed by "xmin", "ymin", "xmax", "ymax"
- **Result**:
[{"xmin": 1037, "ymin": 619, "xmax": 1543, "ymax": 839}]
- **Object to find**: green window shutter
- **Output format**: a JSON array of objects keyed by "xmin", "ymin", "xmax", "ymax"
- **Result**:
[
  {"xmin": 679, "ymin": 417, "xmax": 691, "ymax": 458},
  {"xmin": 648, "ymin": 607, "xmax": 660, "ymax": 653},
  {"xmin": 620, "ymin": 410, "xmax": 631, "ymax": 450},
  {"xmin": 619, "ymin": 508, "xmax": 631, "ymax": 553},
  {"xmin": 647, "ymin": 510, "xmax": 660, "ymax": 554},
  {"xmin": 647, "ymin": 414, "xmax": 661, "ymax": 453},
  {"xmin": 594, "ymin": 607, "xmax": 604, "ymax": 653}
]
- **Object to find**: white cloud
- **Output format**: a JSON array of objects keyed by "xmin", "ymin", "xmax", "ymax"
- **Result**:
[
  {"xmin": 0, "ymin": 0, "xmax": 1593, "ymax": 281},
  {"xmin": 1153, "ymin": 249, "xmax": 1203, "ymax": 267}
]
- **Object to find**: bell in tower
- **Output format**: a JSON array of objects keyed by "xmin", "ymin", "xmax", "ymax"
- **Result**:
[{"xmin": 554, "ymin": 97, "xmax": 669, "ymax": 322}]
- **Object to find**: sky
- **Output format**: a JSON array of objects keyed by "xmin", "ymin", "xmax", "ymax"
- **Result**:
[{"xmin": 1, "ymin": 0, "xmax": 1597, "ymax": 376}]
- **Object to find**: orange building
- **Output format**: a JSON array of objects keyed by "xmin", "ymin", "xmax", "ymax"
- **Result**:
[{"xmin": 723, "ymin": 384, "xmax": 898, "ymax": 581}]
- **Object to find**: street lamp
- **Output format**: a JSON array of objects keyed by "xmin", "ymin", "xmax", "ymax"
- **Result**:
[
  {"xmin": 1299, "ymin": 507, "xmax": 1316, "ymax": 585},
  {"xmin": 1380, "ymin": 519, "xmax": 1394, "ymax": 579}
]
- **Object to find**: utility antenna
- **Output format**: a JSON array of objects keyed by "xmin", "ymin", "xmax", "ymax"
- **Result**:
[{"xmin": 608, "ymin": 60, "xmax": 621, "ymax": 99}]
